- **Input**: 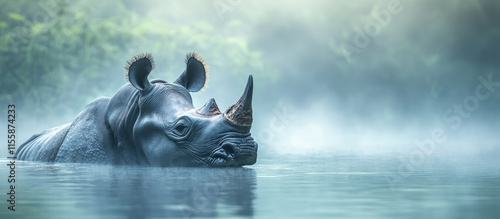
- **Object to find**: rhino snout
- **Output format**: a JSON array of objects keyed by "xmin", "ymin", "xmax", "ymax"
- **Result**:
[{"xmin": 209, "ymin": 138, "xmax": 257, "ymax": 167}]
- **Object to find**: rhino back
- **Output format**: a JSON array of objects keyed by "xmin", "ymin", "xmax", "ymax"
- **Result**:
[
  {"xmin": 16, "ymin": 124, "xmax": 71, "ymax": 161},
  {"xmin": 55, "ymin": 97, "xmax": 116, "ymax": 163}
]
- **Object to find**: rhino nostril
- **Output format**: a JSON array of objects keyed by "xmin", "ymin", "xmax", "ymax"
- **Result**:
[{"xmin": 222, "ymin": 144, "xmax": 235, "ymax": 157}]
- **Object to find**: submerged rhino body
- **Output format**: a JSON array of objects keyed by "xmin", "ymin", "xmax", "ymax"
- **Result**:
[{"xmin": 16, "ymin": 53, "xmax": 258, "ymax": 167}]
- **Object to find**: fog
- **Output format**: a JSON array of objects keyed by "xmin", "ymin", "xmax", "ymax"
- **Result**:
[{"xmin": 1, "ymin": 0, "xmax": 499, "ymax": 159}]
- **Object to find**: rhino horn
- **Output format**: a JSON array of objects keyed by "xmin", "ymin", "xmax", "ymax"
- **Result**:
[
  {"xmin": 224, "ymin": 74, "xmax": 253, "ymax": 126},
  {"xmin": 197, "ymin": 98, "xmax": 221, "ymax": 116}
]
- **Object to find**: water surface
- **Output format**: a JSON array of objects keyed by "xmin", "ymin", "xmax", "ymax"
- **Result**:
[{"xmin": 0, "ymin": 155, "xmax": 498, "ymax": 219}]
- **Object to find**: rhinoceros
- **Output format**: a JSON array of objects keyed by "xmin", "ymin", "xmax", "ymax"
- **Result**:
[{"xmin": 16, "ymin": 52, "xmax": 258, "ymax": 167}]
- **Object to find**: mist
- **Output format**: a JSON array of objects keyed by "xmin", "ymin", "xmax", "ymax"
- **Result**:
[{"xmin": 1, "ymin": 0, "xmax": 499, "ymax": 159}]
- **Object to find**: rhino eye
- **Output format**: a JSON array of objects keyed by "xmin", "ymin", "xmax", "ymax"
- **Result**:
[
  {"xmin": 171, "ymin": 117, "xmax": 191, "ymax": 138},
  {"xmin": 174, "ymin": 124, "xmax": 188, "ymax": 135}
]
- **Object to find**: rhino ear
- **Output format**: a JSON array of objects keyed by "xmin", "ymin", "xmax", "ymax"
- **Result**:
[
  {"xmin": 125, "ymin": 53, "xmax": 155, "ymax": 92},
  {"xmin": 174, "ymin": 52, "xmax": 208, "ymax": 92}
]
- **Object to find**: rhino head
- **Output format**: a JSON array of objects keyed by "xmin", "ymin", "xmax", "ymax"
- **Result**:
[{"xmin": 107, "ymin": 53, "xmax": 257, "ymax": 167}]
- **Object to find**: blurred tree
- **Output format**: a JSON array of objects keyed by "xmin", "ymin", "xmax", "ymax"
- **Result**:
[{"xmin": 0, "ymin": 0, "xmax": 263, "ymax": 120}]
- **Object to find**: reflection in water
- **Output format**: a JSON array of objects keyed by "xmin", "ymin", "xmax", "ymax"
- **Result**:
[
  {"xmin": 0, "ymin": 156, "xmax": 499, "ymax": 219},
  {"xmin": 96, "ymin": 167, "xmax": 256, "ymax": 218},
  {"xmin": 104, "ymin": 167, "xmax": 256, "ymax": 218},
  {"xmin": 3, "ymin": 162, "xmax": 256, "ymax": 219}
]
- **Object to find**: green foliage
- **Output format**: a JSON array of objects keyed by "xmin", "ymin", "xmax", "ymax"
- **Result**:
[
  {"xmin": 0, "ymin": 0, "xmax": 263, "ymax": 119},
  {"xmin": 2, "ymin": 0, "xmax": 497, "ymax": 125}
]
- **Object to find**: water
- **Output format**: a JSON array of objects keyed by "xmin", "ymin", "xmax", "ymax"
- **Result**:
[{"xmin": 1, "ymin": 155, "xmax": 499, "ymax": 219}]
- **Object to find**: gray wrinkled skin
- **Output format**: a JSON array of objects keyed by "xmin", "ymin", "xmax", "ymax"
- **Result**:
[{"xmin": 16, "ymin": 53, "xmax": 258, "ymax": 167}]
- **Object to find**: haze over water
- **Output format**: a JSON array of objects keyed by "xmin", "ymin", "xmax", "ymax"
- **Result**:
[{"xmin": 1, "ymin": 0, "xmax": 499, "ymax": 218}]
